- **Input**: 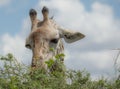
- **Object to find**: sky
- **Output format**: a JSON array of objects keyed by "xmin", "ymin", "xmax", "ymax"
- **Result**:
[{"xmin": 0, "ymin": 0, "xmax": 120, "ymax": 79}]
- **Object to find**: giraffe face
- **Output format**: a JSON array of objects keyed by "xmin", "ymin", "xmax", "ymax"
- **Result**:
[
  {"xmin": 29, "ymin": 20, "xmax": 60, "ymax": 51},
  {"xmin": 25, "ymin": 6, "xmax": 85, "ymax": 69},
  {"xmin": 26, "ymin": 7, "xmax": 62, "ymax": 68},
  {"xmin": 30, "ymin": 23, "xmax": 60, "ymax": 68}
]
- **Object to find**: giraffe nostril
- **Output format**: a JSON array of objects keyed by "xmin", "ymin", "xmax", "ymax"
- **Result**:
[{"xmin": 29, "ymin": 9, "xmax": 37, "ymax": 16}]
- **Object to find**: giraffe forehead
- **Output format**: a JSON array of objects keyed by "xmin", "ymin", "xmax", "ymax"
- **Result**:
[{"xmin": 31, "ymin": 27, "xmax": 59, "ymax": 40}]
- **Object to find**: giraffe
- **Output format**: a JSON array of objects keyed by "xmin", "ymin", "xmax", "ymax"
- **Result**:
[{"xmin": 25, "ymin": 6, "xmax": 85, "ymax": 71}]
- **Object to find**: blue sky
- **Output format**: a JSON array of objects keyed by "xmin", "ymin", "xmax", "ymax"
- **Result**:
[
  {"xmin": 0, "ymin": 0, "xmax": 120, "ymax": 79},
  {"xmin": 81, "ymin": 0, "xmax": 120, "ymax": 17},
  {"xmin": 0, "ymin": 0, "xmax": 38, "ymax": 35}
]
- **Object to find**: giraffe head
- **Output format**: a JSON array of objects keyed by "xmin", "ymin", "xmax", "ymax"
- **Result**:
[{"xmin": 25, "ymin": 6, "xmax": 85, "ymax": 69}]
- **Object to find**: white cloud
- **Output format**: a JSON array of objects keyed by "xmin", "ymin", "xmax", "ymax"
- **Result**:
[
  {"xmin": 65, "ymin": 50, "xmax": 115, "ymax": 70},
  {"xmin": 0, "ymin": 0, "xmax": 120, "ymax": 79},
  {"xmin": 0, "ymin": 0, "xmax": 11, "ymax": 7},
  {"xmin": 0, "ymin": 33, "xmax": 32, "ymax": 65}
]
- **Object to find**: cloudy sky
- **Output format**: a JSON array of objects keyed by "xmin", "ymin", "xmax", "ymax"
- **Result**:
[{"xmin": 0, "ymin": 0, "xmax": 120, "ymax": 79}]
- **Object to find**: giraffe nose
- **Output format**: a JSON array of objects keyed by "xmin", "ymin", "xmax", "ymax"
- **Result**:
[
  {"xmin": 29, "ymin": 9, "xmax": 37, "ymax": 16},
  {"xmin": 42, "ymin": 6, "xmax": 49, "ymax": 14}
]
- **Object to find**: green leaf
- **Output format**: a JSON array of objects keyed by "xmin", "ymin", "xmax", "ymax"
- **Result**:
[
  {"xmin": 45, "ymin": 59, "xmax": 54, "ymax": 68},
  {"xmin": 49, "ymin": 48, "xmax": 54, "ymax": 52}
]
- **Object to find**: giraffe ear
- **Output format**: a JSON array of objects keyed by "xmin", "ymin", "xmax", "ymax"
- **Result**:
[
  {"xmin": 25, "ymin": 36, "xmax": 32, "ymax": 49},
  {"xmin": 59, "ymin": 29, "xmax": 85, "ymax": 43}
]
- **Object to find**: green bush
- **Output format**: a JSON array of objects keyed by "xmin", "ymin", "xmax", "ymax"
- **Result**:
[{"xmin": 0, "ymin": 53, "xmax": 120, "ymax": 89}]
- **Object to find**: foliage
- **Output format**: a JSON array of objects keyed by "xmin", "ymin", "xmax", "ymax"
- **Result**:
[{"xmin": 0, "ymin": 53, "xmax": 120, "ymax": 89}]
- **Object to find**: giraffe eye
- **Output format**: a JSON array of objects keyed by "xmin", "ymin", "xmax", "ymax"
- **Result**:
[{"xmin": 50, "ymin": 39, "xmax": 59, "ymax": 44}]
